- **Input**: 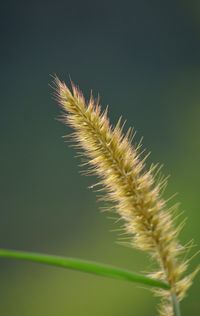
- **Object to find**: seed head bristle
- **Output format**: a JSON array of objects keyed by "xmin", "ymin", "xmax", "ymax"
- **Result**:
[{"xmin": 54, "ymin": 77, "xmax": 198, "ymax": 315}]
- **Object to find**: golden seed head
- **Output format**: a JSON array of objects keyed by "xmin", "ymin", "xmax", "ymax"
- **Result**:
[{"xmin": 54, "ymin": 77, "xmax": 198, "ymax": 315}]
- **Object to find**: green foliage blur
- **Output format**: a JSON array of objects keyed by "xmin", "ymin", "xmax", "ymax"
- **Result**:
[{"xmin": 0, "ymin": 1, "xmax": 199, "ymax": 315}]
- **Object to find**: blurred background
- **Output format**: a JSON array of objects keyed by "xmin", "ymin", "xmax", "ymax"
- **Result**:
[{"xmin": 0, "ymin": 1, "xmax": 200, "ymax": 315}]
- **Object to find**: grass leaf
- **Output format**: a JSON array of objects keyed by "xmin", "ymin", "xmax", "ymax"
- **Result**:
[{"xmin": 0, "ymin": 248, "xmax": 169, "ymax": 290}]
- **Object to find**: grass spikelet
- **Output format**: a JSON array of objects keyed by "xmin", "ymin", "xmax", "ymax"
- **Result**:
[{"xmin": 54, "ymin": 77, "xmax": 198, "ymax": 315}]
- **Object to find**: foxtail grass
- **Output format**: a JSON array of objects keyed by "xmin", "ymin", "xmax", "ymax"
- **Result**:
[
  {"xmin": 0, "ymin": 78, "xmax": 198, "ymax": 316},
  {"xmin": 54, "ymin": 77, "xmax": 199, "ymax": 316}
]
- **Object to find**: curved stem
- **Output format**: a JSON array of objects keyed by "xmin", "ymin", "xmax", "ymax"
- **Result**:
[
  {"xmin": 0, "ymin": 248, "xmax": 170, "ymax": 290},
  {"xmin": 171, "ymin": 293, "xmax": 181, "ymax": 316}
]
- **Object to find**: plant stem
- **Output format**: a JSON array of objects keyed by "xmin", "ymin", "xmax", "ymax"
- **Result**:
[
  {"xmin": 0, "ymin": 248, "xmax": 170, "ymax": 290},
  {"xmin": 171, "ymin": 293, "xmax": 181, "ymax": 316}
]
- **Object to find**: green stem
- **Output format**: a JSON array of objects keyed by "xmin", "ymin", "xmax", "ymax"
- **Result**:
[
  {"xmin": 171, "ymin": 293, "xmax": 181, "ymax": 316},
  {"xmin": 0, "ymin": 248, "xmax": 170, "ymax": 290}
]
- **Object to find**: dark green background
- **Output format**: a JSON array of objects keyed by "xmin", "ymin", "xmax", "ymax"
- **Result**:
[{"xmin": 0, "ymin": 1, "xmax": 199, "ymax": 315}]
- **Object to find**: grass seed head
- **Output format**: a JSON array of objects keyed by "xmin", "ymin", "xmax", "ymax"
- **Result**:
[{"xmin": 54, "ymin": 77, "xmax": 198, "ymax": 315}]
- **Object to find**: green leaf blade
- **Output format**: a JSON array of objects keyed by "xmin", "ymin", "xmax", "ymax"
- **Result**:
[{"xmin": 0, "ymin": 248, "xmax": 170, "ymax": 290}]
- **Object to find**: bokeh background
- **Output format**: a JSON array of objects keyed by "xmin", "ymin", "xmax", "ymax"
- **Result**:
[{"xmin": 0, "ymin": 1, "xmax": 200, "ymax": 315}]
